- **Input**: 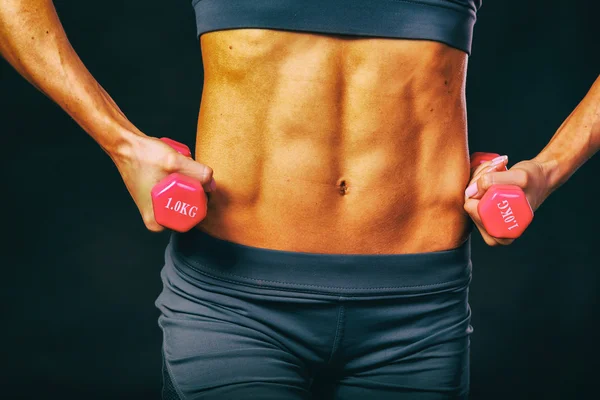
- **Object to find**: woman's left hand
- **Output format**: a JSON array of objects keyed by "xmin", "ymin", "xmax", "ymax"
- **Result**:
[{"xmin": 464, "ymin": 156, "xmax": 551, "ymax": 246}]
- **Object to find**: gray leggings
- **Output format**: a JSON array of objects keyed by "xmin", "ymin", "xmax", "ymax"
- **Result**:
[{"xmin": 154, "ymin": 229, "xmax": 473, "ymax": 399}]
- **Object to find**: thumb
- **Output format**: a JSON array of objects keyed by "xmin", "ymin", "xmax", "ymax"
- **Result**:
[
  {"xmin": 169, "ymin": 155, "xmax": 215, "ymax": 192},
  {"xmin": 466, "ymin": 168, "xmax": 529, "ymax": 200}
]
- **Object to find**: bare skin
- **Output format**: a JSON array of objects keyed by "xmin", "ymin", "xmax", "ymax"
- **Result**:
[
  {"xmin": 1, "ymin": 1, "xmax": 598, "ymax": 254},
  {"xmin": 196, "ymin": 30, "xmax": 471, "ymax": 254}
]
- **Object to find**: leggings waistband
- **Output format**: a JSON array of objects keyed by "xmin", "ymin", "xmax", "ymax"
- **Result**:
[{"xmin": 169, "ymin": 229, "xmax": 472, "ymax": 296}]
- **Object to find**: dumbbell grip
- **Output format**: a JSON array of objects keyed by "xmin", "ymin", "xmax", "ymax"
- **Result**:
[
  {"xmin": 151, "ymin": 138, "xmax": 207, "ymax": 232},
  {"xmin": 470, "ymin": 152, "xmax": 534, "ymax": 239}
]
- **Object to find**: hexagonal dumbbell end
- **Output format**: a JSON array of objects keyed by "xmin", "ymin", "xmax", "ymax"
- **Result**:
[
  {"xmin": 477, "ymin": 184, "xmax": 533, "ymax": 239},
  {"xmin": 151, "ymin": 138, "xmax": 207, "ymax": 232},
  {"xmin": 151, "ymin": 173, "xmax": 207, "ymax": 232}
]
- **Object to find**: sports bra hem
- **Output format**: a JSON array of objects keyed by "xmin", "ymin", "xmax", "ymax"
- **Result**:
[{"xmin": 192, "ymin": 0, "xmax": 478, "ymax": 54}]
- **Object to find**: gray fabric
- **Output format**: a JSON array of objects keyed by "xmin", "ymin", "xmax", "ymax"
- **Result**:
[
  {"xmin": 155, "ymin": 230, "xmax": 473, "ymax": 399},
  {"xmin": 162, "ymin": 354, "xmax": 182, "ymax": 400},
  {"xmin": 192, "ymin": 0, "xmax": 482, "ymax": 54}
]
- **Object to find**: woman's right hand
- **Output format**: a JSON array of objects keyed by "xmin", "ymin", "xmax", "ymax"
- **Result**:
[{"xmin": 111, "ymin": 134, "xmax": 215, "ymax": 232}]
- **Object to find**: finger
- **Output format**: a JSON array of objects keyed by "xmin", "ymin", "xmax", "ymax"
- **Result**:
[
  {"xmin": 466, "ymin": 168, "xmax": 529, "ymax": 200},
  {"xmin": 464, "ymin": 198, "xmax": 514, "ymax": 246},
  {"xmin": 470, "ymin": 154, "xmax": 508, "ymax": 176},
  {"xmin": 134, "ymin": 195, "xmax": 166, "ymax": 233},
  {"xmin": 165, "ymin": 153, "xmax": 216, "ymax": 192},
  {"xmin": 470, "ymin": 158, "xmax": 508, "ymax": 187},
  {"xmin": 479, "ymin": 168, "xmax": 529, "ymax": 191},
  {"xmin": 465, "ymin": 156, "xmax": 509, "ymax": 198},
  {"xmin": 142, "ymin": 211, "xmax": 166, "ymax": 232},
  {"xmin": 464, "ymin": 199, "xmax": 500, "ymax": 246}
]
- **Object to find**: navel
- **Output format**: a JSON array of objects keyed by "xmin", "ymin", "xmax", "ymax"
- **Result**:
[{"xmin": 337, "ymin": 179, "xmax": 348, "ymax": 196}]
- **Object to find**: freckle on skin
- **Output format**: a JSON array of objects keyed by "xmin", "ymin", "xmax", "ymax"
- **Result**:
[{"xmin": 229, "ymin": 45, "xmax": 232, "ymax": 50}]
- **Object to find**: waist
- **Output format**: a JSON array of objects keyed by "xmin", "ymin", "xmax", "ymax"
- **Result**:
[
  {"xmin": 196, "ymin": 157, "xmax": 472, "ymax": 254},
  {"xmin": 169, "ymin": 228, "xmax": 472, "ymax": 297},
  {"xmin": 194, "ymin": 105, "xmax": 471, "ymax": 254}
]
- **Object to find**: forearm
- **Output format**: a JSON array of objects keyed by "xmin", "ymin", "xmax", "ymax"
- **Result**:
[
  {"xmin": 533, "ymin": 75, "xmax": 600, "ymax": 193},
  {"xmin": 0, "ymin": 0, "xmax": 141, "ymax": 155}
]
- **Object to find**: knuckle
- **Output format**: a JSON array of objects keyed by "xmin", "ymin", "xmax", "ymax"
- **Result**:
[
  {"xmin": 163, "ymin": 152, "xmax": 180, "ymax": 172},
  {"xmin": 486, "ymin": 238, "xmax": 499, "ymax": 247},
  {"xmin": 201, "ymin": 165, "xmax": 214, "ymax": 181},
  {"xmin": 142, "ymin": 214, "xmax": 163, "ymax": 232},
  {"xmin": 463, "ymin": 201, "xmax": 476, "ymax": 215},
  {"xmin": 517, "ymin": 170, "xmax": 529, "ymax": 187},
  {"xmin": 480, "ymin": 173, "xmax": 494, "ymax": 190},
  {"xmin": 146, "ymin": 222, "xmax": 164, "ymax": 232},
  {"xmin": 474, "ymin": 162, "xmax": 490, "ymax": 175}
]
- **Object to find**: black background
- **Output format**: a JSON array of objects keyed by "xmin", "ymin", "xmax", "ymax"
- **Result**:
[{"xmin": 1, "ymin": 1, "xmax": 598, "ymax": 399}]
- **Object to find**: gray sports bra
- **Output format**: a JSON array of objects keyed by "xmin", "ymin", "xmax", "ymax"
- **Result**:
[{"xmin": 191, "ymin": 0, "xmax": 482, "ymax": 54}]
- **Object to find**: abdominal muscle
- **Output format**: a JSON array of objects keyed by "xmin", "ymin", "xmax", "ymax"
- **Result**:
[{"xmin": 194, "ymin": 29, "xmax": 472, "ymax": 254}]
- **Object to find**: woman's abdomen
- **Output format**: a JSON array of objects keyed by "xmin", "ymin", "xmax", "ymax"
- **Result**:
[{"xmin": 194, "ymin": 29, "xmax": 472, "ymax": 254}]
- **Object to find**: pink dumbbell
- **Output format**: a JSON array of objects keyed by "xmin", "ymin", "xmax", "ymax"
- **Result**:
[
  {"xmin": 150, "ymin": 137, "xmax": 208, "ymax": 232},
  {"xmin": 469, "ymin": 152, "xmax": 534, "ymax": 239}
]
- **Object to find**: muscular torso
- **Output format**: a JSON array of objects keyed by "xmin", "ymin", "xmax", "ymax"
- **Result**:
[{"xmin": 195, "ymin": 29, "xmax": 472, "ymax": 254}]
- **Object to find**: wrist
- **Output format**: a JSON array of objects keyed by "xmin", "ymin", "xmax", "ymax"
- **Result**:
[
  {"xmin": 75, "ymin": 86, "xmax": 146, "ymax": 159},
  {"xmin": 102, "ymin": 125, "xmax": 145, "ymax": 162},
  {"xmin": 531, "ymin": 154, "xmax": 561, "ymax": 194}
]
